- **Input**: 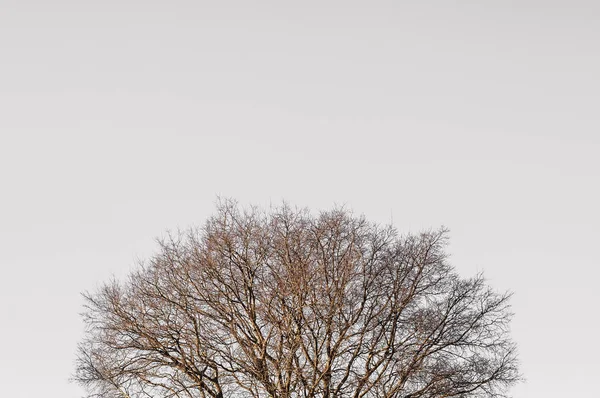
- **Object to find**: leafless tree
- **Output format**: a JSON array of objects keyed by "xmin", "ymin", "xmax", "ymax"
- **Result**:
[{"xmin": 74, "ymin": 199, "xmax": 519, "ymax": 398}]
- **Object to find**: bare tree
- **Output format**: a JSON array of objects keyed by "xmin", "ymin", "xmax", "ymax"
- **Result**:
[{"xmin": 74, "ymin": 199, "xmax": 520, "ymax": 398}]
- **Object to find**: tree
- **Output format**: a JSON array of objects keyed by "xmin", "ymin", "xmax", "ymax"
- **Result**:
[{"xmin": 74, "ymin": 200, "xmax": 520, "ymax": 398}]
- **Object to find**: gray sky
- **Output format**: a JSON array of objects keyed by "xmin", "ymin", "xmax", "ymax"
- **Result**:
[{"xmin": 1, "ymin": 1, "xmax": 598, "ymax": 396}]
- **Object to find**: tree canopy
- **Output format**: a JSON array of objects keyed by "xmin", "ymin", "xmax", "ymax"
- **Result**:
[{"xmin": 74, "ymin": 200, "xmax": 519, "ymax": 398}]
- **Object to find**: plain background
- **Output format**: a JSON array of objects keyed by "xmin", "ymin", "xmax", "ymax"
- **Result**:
[{"xmin": 1, "ymin": 1, "xmax": 598, "ymax": 396}]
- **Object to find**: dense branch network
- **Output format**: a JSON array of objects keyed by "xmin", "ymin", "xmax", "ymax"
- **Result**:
[{"xmin": 74, "ymin": 200, "xmax": 519, "ymax": 398}]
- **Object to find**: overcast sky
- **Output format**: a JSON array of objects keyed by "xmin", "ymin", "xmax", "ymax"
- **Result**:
[{"xmin": 1, "ymin": 1, "xmax": 598, "ymax": 397}]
